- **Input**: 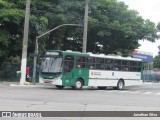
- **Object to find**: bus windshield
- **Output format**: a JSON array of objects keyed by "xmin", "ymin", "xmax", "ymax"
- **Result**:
[{"xmin": 42, "ymin": 57, "xmax": 63, "ymax": 73}]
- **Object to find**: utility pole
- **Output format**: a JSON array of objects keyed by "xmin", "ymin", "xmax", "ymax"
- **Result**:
[
  {"xmin": 82, "ymin": 0, "xmax": 89, "ymax": 53},
  {"xmin": 20, "ymin": 0, "xmax": 30, "ymax": 85}
]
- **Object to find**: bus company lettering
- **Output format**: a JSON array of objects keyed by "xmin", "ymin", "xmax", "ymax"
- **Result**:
[{"xmin": 91, "ymin": 71, "xmax": 101, "ymax": 76}]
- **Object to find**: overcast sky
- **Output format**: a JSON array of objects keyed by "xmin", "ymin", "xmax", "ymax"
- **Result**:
[{"xmin": 118, "ymin": 0, "xmax": 160, "ymax": 57}]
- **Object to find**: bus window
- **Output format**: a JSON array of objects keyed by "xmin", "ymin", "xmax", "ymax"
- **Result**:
[
  {"xmin": 130, "ymin": 61, "xmax": 139, "ymax": 72},
  {"xmin": 86, "ymin": 57, "xmax": 95, "ymax": 69},
  {"xmin": 63, "ymin": 55, "xmax": 74, "ymax": 73},
  {"xmin": 96, "ymin": 64, "xmax": 105, "ymax": 70},
  {"xmin": 87, "ymin": 63, "xmax": 95, "ymax": 69},
  {"xmin": 76, "ymin": 56, "xmax": 86, "ymax": 68},
  {"xmin": 87, "ymin": 57, "xmax": 95, "ymax": 63},
  {"xmin": 130, "ymin": 67, "xmax": 137, "ymax": 72},
  {"xmin": 122, "ymin": 61, "xmax": 129, "ymax": 71},
  {"xmin": 65, "ymin": 55, "xmax": 74, "ymax": 61},
  {"xmin": 96, "ymin": 58, "xmax": 105, "ymax": 70},
  {"xmin": 114, "ymin": 60, "xmax": 121, "ymax": 71},
  {"xmin": 130, "ymin": 61, "xmax": 137, "ymax": 66},
  {"xmin": 42, "ymin": 57, "xmax": 63, "ymax": 73},
  {"xmin": 137, "ymin": 62, "xmax": 142, "ymax": 72},
  {"xmin": 122, "ymin": 61, "xmax": 129, "ymax": 66},
  {"xmin": 105, "ymin": 59, "xmax": 114, "ymax": 70}
]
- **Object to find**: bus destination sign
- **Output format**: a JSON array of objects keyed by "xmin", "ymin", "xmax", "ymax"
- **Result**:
[{"xmin": 45, "ymin": 51, "xmax": 61, "ymax": 56}]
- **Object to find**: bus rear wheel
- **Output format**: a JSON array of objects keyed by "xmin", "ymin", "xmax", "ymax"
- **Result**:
[
  {"xmin": 55, "ymin": 85, "xmax": 64, "ymax": 89},
  {"xmin": 115, "ymin": 80, "xmax": 124, "ymax": 90},
  {"xmin": 72, "ymin": 79, "xmax": 83, "ymax": 90}
]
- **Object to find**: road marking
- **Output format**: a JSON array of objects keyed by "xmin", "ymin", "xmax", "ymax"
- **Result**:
[
  {"xmin": 129, "ymin": 91, "xmax": 140, "ymax": 94},
  {"xmin": 118, "ymin": 91, "xmax": 128, "ymax": 93},
  {"xmin": 96, "ymin": 90, "xmax": 106, "ymax": 92},
  {"xmin": 105, "ymin": 91, "xmax": 114, "ymax": 93},
  {"xmin": 142, "ymin": 92, "xmax": 152, "ymax": 95},
  {"xmin": 95, "ymin": 90, "xmax": 160, "ymax": 96},
  {"xmin": 155, "ymin": 92, "xmax": 160, "ymax": 95}
]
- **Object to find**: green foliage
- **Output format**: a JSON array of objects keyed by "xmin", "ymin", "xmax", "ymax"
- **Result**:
[
  {"xmin": 27, "ymin": 57, "xmax": 33, "ymax": 66},
  {"xmin": 8, "ymin": 56, "xmax": 21, "ymax": 64},
  {"xmin": 87, "ymin": 0, "xmax": 158, "ymax": 54},
  {"xmin": 0, "ymin": 29, "xmax": 11, "ymax": 57},
  {"xmin": 0, "ymin": 9, "xmax": 24, "ymax": 24},
  {"xmin": 0, "ymin": 0, "xmax": 12, "ymax": 8},
  {"xmin": 153, "ymin": 55, "xmax": 160, "ymax": 69},
  {"xmin": 0, "ymin": 0, "xmax": 159, "ymax": 64},
  {"xmin": 157, "ymin": 22, "xmax": 160, "ymax": 31}
]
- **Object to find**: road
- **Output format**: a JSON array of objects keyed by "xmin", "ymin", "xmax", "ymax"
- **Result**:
[{"xmin": 0, "ymin": 83, "xmax": 160, "ymax": 120}]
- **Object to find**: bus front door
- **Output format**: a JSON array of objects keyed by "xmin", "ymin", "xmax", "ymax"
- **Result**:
[{"xmin": 63, "ymin": 57, "xmax": 74, "ymax": 86}]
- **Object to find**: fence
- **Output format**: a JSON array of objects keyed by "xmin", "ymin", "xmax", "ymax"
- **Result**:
[
  {"xmin": 143, "ymin": 70, "xmax": 160, "ymax": 82},
  {"xmin": 0, "ymin": 63, "xmax": 39, "ymax": 82}
]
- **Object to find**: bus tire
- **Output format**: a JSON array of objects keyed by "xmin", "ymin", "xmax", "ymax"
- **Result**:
[
  {"xmin": 98, "ymin": 87, "xmax": 107, "ymax": 90},
  {"xmin": 117, "ymin": 80, "xmax": 124, "ymax": 90},
  {"xmin": 73, "ymin": 79, "xmax": 83, "ymax": 90},
  {"xmin": 55, "ymin": 85, "xmax": 64, "ymax": 89}
]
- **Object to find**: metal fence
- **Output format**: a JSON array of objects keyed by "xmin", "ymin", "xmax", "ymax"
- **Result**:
[
  {"xmin": 0, "ymin": 63, "xmax": 21, "ymax": 82},
  {"xmin": 143, "ymin": 70, "xmax": 160, "ymax": 82},
  {"xmin": 0, "ymin": 63, "xmax": 39, "ymax": 82}
]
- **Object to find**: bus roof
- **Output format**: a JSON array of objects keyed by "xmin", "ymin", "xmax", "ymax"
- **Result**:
[
  {"xmin": 45, "ymin": 50, "xmax": 142, "ymax": 61},
  {"xmin": 89, "ymin": 53, "xmax": 142, "ymax": 61}
]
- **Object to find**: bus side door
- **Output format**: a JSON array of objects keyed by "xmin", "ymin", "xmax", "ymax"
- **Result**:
[{"xmin": 63, "ymin": 55, "xmax": 75, "ymax": 86}]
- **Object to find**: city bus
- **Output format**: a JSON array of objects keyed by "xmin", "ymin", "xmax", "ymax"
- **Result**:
[{"xmin": 40, "ymin": 50, "xmax": 143, "ymax": 90}]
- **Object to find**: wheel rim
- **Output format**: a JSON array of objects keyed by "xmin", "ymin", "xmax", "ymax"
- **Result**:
[
  {"xmin": 118, "ymin": 82, "xmax": 123, "ymax": 89},
  {"xmin": 76, "ymin": 81, "xmax": 82, "ymax": 88}
]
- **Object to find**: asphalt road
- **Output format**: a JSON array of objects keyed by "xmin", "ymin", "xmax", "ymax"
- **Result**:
[{"xmin": 0, "ymin": 83, "xmax": 160, "ymax": 120}]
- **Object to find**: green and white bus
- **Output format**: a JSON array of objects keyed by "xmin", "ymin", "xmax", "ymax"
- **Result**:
[{"xmin": 40, "ymin": 50, "xmax": 143, "ymax": 90}]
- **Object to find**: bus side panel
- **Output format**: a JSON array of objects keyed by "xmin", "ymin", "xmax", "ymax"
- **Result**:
[
  {"xmin": 61, "ymin": 68, "xmax": 89, "ymax": 86},
  {"xmin": 61, "ymin": 71, "xmax": 75, "ymax": 86},
  {"xmin": 73, "ymin": 68, "xmax": 89, "ymax": 86},
  {"xmin": 88, "ymin": 70, "xmax": 142, "ymax": 87}
]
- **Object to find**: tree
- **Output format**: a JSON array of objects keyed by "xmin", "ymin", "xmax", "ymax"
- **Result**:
[
  {"xmin": 157, "ymin": 22, "xmax": 160, "ymax": 31},
  {"xmin": 0, "ymin": 0, "xmax": 24, "ymax": 63},
  {"xmin": 0, "ymin": 0, "xmax": 159, "ymax": 64},
  {"xmin": 87, "ymin": 0, "xmax": 159, "ymax": 55},
  {"xmin": 153, "ymin": 56, "xmax": 160, "ymax": 69}
]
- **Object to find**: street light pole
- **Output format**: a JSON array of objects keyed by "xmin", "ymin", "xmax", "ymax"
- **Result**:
[
  {"xmin": 20, "ymin": 0, "xmax": 30, "ymax": 85},
  {"xmin": 32, "ymin": 24, "xmax": 82, "ymax": 84},
  {"xmin": 82, "ymin": 0, "xmax": 89, "ymax": 53}
]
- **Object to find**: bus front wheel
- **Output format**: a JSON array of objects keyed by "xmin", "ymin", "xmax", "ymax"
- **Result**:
[
  {"xmin": 72, "ymin": 79, "xmax": 83, "ymax": 90},
  {"xmin": 55, "ymin": 85, "xmax": 64, "ymax": 89}
]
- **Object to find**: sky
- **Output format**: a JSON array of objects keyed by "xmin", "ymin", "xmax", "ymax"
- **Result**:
[{"xmin": 118, "ymin": 0, "xmax": 160, "ymax": 57}]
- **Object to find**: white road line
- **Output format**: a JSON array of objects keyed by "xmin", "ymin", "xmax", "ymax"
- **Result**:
[
  {"xmin": 142, "ymin": 92, "xmax": 152, "ymax": 95},
  {"xmin": 129, "ymin": 91, "xmax": 140, "ymax": 94},
  {"xmin": 105, "ymin": 91, "xmax": 114, "ymax": 93},
  {"xmin": 118, "ymin": 91, "xmax": 128, "ymax": 93},
  {"xmin": 96, "ymin": 90, "xmax": 160, "ymax": 96},
  {"xmin": 155, "ymin": 92, "xmax": 160, "ymax": 95},
  {"xmin": 95, "ymin": 90, "xmax": 106, "ymax": 92}
]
